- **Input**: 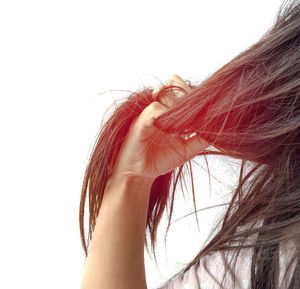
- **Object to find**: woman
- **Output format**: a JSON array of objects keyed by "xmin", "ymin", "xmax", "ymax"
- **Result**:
[{"xmin": 79, "ymin": 0, "xmax": 300, "ymax": 288}]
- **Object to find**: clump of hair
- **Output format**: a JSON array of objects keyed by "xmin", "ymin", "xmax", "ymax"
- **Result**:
[{"xmin": 79, "ymin": 1, "xmax": 300, "ymax": 288}]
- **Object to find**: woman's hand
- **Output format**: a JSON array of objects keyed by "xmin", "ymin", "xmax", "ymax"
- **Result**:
[{"xmin": 109, "ymin": 74, "xmax": 210, "ymax": 183}]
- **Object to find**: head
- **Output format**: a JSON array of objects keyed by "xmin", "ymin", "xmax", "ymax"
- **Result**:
[{"xmin": 79, "ymin": 0, "xmax": 300, "ymax": 288}]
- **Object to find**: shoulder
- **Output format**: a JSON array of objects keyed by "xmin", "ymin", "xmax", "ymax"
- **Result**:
[
  {"xmin": 156, "ymin": 263, "xmax": 200, "ymax": 289},
  {"xmin": 156, "ymin": 250, "xmax": 252, "ymax": 289}
]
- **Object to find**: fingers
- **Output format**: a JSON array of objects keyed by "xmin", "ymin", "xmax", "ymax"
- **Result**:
[
  {"xmin": 152, "ymin": 74, "xmax": 189, "ymax": 98},
  {"xmin": 169, "ymin": 74, "xmax": 191, "ymax": 98},
  {"xmin": 142, "ymin": 101, "xmax": 211, "ymax": 158},
  {"xmin": 143, "ymin": 102, "xmax": 210, "ymax": 161},
  {"xmin": 152, "ymin": 74, "xmax": 191, "ymax": 108},
  {"xmin": 143, "ymin": 101, "xmax": 169, "ymax": 128}
]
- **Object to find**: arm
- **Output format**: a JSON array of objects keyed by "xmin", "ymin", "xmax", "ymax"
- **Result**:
[
  {"xmin": 80, "ymin": 174, "xmax": 153, "ymax": 289},
  {"xmin": 80, "ymin": 74, "xmax": 209, "ymax": 289}
]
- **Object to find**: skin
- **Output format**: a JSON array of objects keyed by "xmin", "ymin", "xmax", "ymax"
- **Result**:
[
  {"xmin": 80, "ymin": 74, "xmax": 210, "ymax": 289},
  {"xmin": 110, "ymin": 73, "xmax": 210, "ymax": 183}
]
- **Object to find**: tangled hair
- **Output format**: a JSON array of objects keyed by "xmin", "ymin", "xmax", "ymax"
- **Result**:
[{"xmin": 79, "ymin": 0, "xmax": 300, "ymax": 288}]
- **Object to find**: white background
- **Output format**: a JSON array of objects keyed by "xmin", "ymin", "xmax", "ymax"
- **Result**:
[{"xmin": 0, "ymin": 0, "xmax": 283, "ymax": 288}]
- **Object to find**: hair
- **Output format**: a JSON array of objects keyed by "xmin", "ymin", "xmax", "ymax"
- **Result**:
[{"xmin": 79, "ymin": 0, "xmax": 300, "ymax": 288}]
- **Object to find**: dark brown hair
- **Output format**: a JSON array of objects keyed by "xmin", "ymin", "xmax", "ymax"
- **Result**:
[{"xmin": 79, "ymin": 0, "xmax": 300, "ymax": 288}]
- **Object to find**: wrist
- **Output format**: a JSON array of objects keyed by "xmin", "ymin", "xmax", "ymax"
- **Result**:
[{"xmin": 104, "ymin": 173, "xmax": 154, "ymax": 195}]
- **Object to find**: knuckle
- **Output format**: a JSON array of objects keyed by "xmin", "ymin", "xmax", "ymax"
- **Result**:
[{"xmin": 150, "ymin": 101, "xmax": 164, "ymax": 109}]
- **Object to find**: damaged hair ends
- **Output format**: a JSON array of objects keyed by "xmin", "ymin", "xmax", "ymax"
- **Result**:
[{"xmin": 79, "ymin": 0, "xmax": 300, "ymax": 288}]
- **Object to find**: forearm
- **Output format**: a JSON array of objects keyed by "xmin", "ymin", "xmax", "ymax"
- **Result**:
[{"xmin": 80, "ymin": 174, "xmax": 153, "ymax": 289}]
